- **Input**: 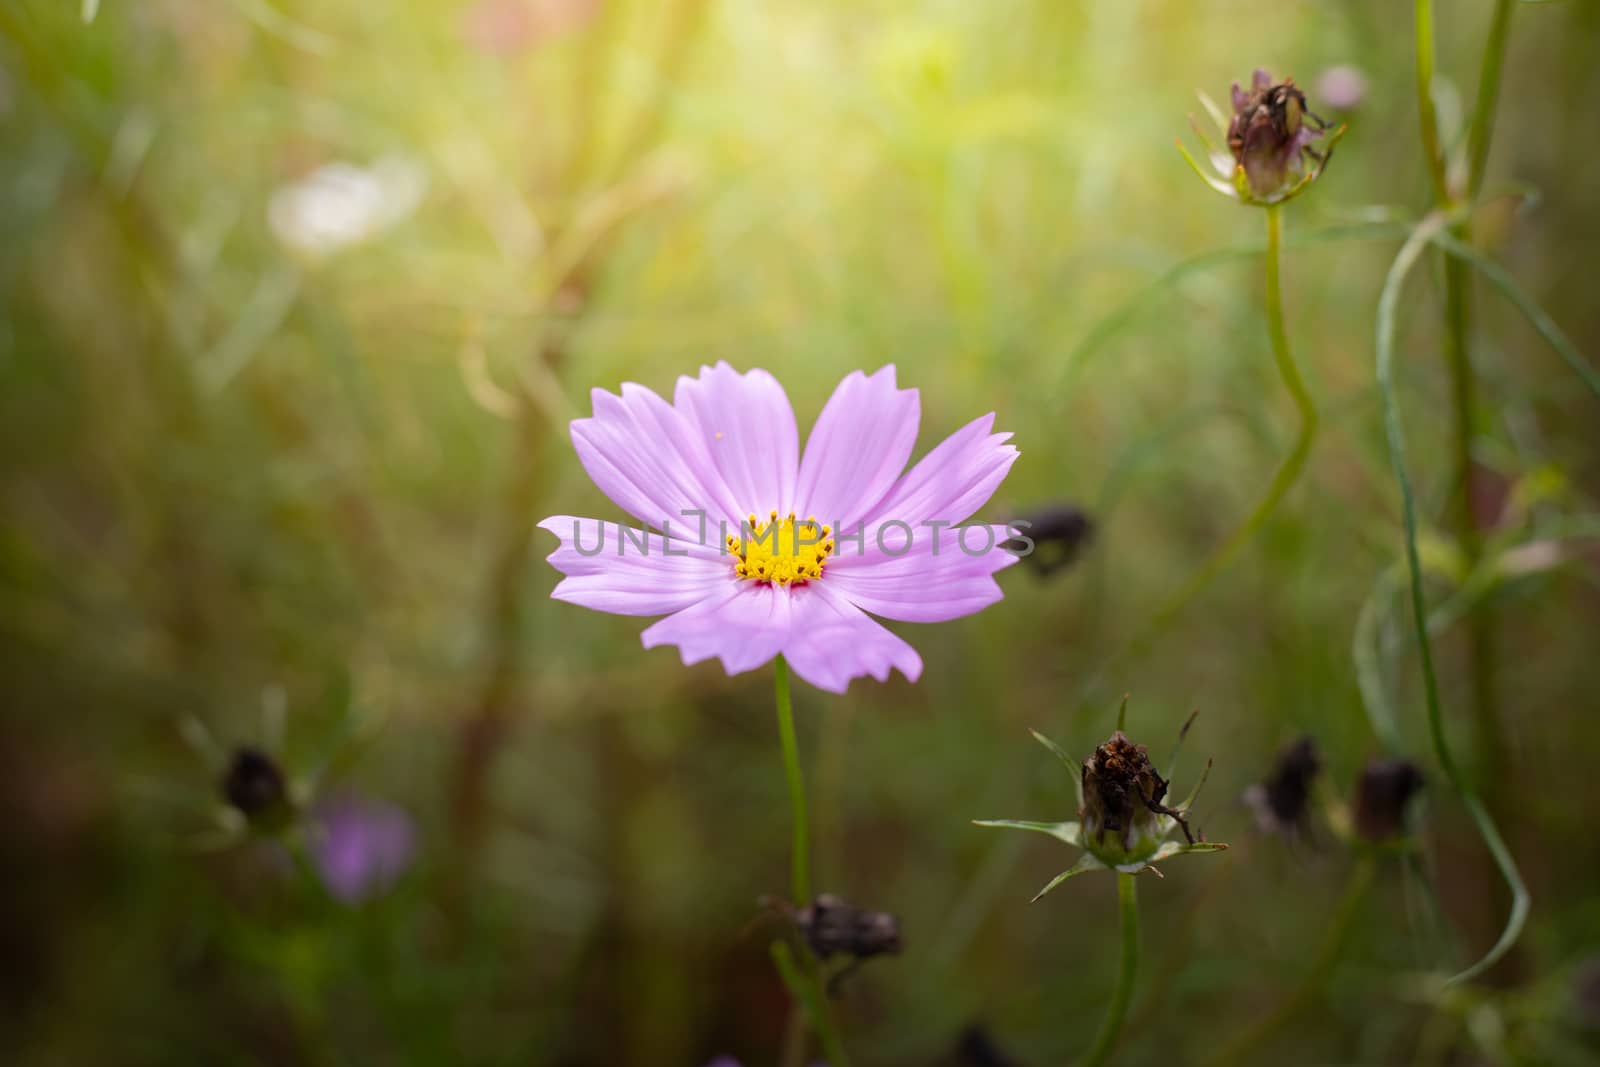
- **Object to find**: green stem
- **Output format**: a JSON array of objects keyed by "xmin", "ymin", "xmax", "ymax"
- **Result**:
[
  {"xmin": 1137, "ymin": 203, "xmax": 1318, "ymax": 641},
  {"xmin": 1414, "ymin": 0, "xmax": 1452, "ymax": 204},
  {"xmin": 1436, "ymin": 0, "xmax": 1518, "ymax": 890},
  {"xmin": 774, "ymin": 655, "xmax": 810, "ymax": 904},
  {"xmin": 772, "ymin": 657, "xmax": 851, "ymax": 1067},
  {"xmin": 1202, "ymin": 855, "xmax": 1376, "ymax": 1066},
  {"xmin": 1081, "ymin": 873, "xmax": 1140, "ymax": 1067},
  {"xmin": 1467, "ymin": 0, "xmax": 1516, "ymax": 202},
  {"xmin": 1441, "ymin": 248, "xmax": 1504, "ymax": 806}
]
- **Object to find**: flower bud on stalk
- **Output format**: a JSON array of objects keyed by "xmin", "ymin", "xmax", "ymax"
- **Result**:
[
  {"xmin": 221, "ymin": 747, "xmax": 293, "ymax": 833},
  {"xmin": 1244, "ymin": 735, "xmax": 1322, "ymax": 837},
  {"xmin": 1180, "ymin": 68, "xmax": 1346, "ymax": 206},
  {"xmin": 975, "ymin": 706, "xmax": 1227, "ymax": 897}
]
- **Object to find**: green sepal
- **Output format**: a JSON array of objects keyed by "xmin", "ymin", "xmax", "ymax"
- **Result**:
[
  {"xmin": 972, "ymin": 819, "xmax": 1082, "ymax": 847},
  {"xmin": 1031, "ymin": 853, "xmax": 1105, "ymax": 902},
  {"xmin": 1174, "ymin": 757, "xmax": 1213, "ymax": 813},
  {"xmin": 1147, "ymin": 839, "xmax": 1229, "ymax": 864},
  {"xmin": 1029, "ymin": 729, "xmax": 1079, "ymax": 774},
  {"xmin": 1177, "ymin": 140, "xmax": 1239, "ymax": 199}
]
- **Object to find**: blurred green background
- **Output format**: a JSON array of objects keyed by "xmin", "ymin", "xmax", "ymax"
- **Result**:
[{"xmin": 4, "ymin": 1, "xmax": 1600, "ymax": 1063}]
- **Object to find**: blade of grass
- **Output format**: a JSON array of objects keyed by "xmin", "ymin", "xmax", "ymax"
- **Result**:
[
  {"xmin": 1429, "ymin": 232, "xmax": 1600, "ymax": 401},
  {"xmin": 1376, "ymin": 213, "xmax": 1529, "ymax": 986}
]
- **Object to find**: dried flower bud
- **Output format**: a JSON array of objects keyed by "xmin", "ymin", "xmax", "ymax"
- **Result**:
[
  {"xmin": 786, "ymin": 893, "xmax": 902, "ymax": 996},
  {"xmin": 1082, "ymin": 731, "xmax": 1175, "ymax": 862},
  {"xmin": 975, "ymin": 710, "xmax": 1226, "ymax": 897},
  {"xmin": 955, "ymin": 1024, "xmax": 1020, "ymax": 1067},
  {"xmin": 221, "ymin": 747, "xmax": 290, "ymax": 828},
  {"xmin": 1181, "ymin": 67, "xmax": 1345, "ymax": 206},
  {"xmin": 1004, "ymin": 503, "xmax": 1094, "ymax": 578},
  {"xmin": 1228, "ymin": 71, "xmax": 1328, "ymax": 199},
  {"xmin": 793, "ymin": 893, "xmax": 902, "ymax": 961},
  {"xmin": 1353, "ymin": 759, "xmax": 1425, "ymax": 843},
  {"xmin": 1244, "ymin": 734, "xmax": 1322, "ymax": 835}
]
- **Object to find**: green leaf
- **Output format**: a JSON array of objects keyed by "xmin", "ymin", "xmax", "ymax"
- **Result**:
[
  {"xmin": 1031, "ymin": 854, "xmax": 1105, "ymax": 902},
  {"xmin": 1429, "ymin": 231, "xmax": 1600, "ymax": 402},
  {"xmin": 1029, "ymin": 729, "xmax": 1079, "ymax": 774},
  {"xmin": 971, "ymin": 819, "xmax": 1082, "ymax": 847}
]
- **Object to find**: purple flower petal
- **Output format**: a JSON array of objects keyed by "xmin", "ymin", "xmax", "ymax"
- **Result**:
[
  {"xmin": 571, "ymin": 382, "xmax": 743, "ymax": 533},
  {"xmin": 538, "ymin": 515, "xmax": 731, "ymax": 616},
  {"xmin": 674, "ymin": 362, "xmax": 799, "ymax": 516},
  {"xmin": 795, "ymin": 366, "xmax": 920, "ymax": 525},
  {"xmin": 311, "ymin": 794, "xmax": 416, "ymax": 905},
  {"xmin": 782, "ymin": 583, "xmax": 921, "ymax": 693},
  {"xmin": 860, "ymin": 412, "xmax": 1017, "ymax": 529},
  {"xmin": 640, "ymin": 581, "xmax": 792, "ymax": 676},
  {"xmin": 826, "ymin": 524, "xmax": 1018, "ymax": 623}
]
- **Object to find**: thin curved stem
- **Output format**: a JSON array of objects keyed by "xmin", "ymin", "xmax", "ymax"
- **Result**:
[
  {"xmin": 1376, "ymin": 215, "xmax": 1529, "ymax": 986},
  {"xmin": 772, "ymin": 657, "xmax": 851, "ymax": 1067},
  {"xmin": 1414, "ymin": 0, "xmax": 1452, "ymax": 204},
  {"xmin": 1202, "ymin": 855, "xmax": 1376, "ymax": 1066},
  {"xmin": 1081, "ymin": 873, "xmax": 1140, "ymax": 1067},
  {"xmin": 1137, "ymin": 203, "xmax": 1318, "ymax": 642}
]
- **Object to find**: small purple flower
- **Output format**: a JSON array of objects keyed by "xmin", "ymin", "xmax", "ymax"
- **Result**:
[
  {"xmin": 310, "ymin": 793, "xmax": 416, "ymax": 904},
  {"xmin": 538, "ymin": 363, "xmax": 1020, "ymax": 693}
]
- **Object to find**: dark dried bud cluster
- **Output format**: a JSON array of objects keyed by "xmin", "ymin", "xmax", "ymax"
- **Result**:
[
  {"xmin": 1227, "ymin": 69, "xmax": 1331, "ymax": 200},
  {"xmin": 1082, "ymin": 731, "xmax": 1189, "ymax": 854},
  {"xmin": 1005, "ymin": 503, "xmax": 1094, "ymax": 578},
  {"xmin": 222, "ymin": 747, "xmax": 291, "ymax": 828},
  {"xmin": 793, "ymin": 893, "xmax": 902, "ymax": 962},
  {"xmin": 786, "ymin": 893, "xmax": 902, "ymax": 996},
  {"xmin": 1353, "ymin": 758, "xmax": 1425, "ymax": 843},
  {"xmin": 1246, "ymin": 735, "xmax": 1322, "ymax": 835}
]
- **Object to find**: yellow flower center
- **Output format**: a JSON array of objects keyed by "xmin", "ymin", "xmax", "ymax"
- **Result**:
[{"xmin": 727, "ymin": 510, "xmax": 833, "ymax": 586}]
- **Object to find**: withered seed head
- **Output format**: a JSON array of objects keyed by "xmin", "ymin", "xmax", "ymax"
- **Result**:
[
  {"xmin": 222, "ymin": 747, "xmax": 289, "ymax": 824},
  {"xmin": 1353, "ymin": 758, "xmax": 1425, "ymax": 843},
  {"xmin": 793, "ymin": 894, "xmax": 903, "ymax": 962},
  {"xmin": 1246, "ymin": 734, "xmax": 1322, "ymax": 834},
  {"xmin": 1225, "ymin": 69, "xmax": 1333, "ymax": 201},
  {"xmin": 1003, "ymin": 503, "xmax": 1095, "ymax": 578},
  {"xmin": 1082, "ymin": 731, "xmax": 1188, "ymax": 854}
]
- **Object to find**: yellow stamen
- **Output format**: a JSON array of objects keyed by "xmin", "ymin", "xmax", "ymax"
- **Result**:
[{"xmin": 729, "ymin": 511, "xmax": 832, "ymax": 586}]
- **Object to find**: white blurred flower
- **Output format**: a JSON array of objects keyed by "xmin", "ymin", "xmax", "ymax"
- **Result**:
[
  {"xmin": 268, "ymin": 155, "xmax": 427, "ymax": 257},
  {"xmin": 1316, "ymin": 65, "xmax": 1368, "ymax": 111}
]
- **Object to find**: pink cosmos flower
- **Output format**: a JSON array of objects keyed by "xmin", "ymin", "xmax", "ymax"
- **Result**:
[{"xmin": 538, "ymin": 364, "xmax": 1020, "ymax": 693}]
